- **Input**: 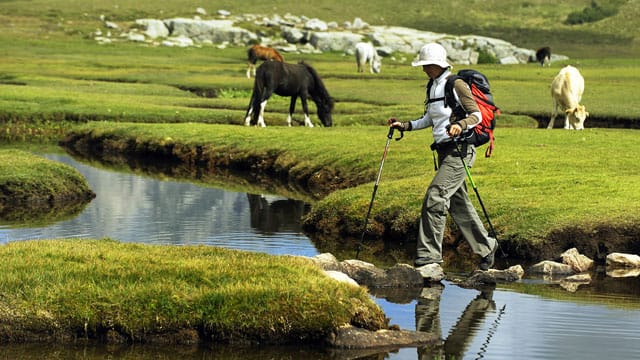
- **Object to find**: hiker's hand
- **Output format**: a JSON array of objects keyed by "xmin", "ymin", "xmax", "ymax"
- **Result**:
[
  {"xmin": 447, "ymin": 123, "xmax": 462, "ymax": 137},
  {"xmin": 388, "ymin": 117, "xmax": 411, "ymax": 131}
]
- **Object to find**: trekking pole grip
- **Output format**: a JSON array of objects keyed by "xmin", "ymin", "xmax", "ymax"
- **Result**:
[
  {"xmin": 388, "ymin": 126, "xmax": 404, "ymax": 141},
  {"xmin": 387, "ymin": 126, "xmax": 394, "ymax": 139}
]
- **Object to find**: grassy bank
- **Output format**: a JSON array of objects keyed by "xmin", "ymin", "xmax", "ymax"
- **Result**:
[
  {"xmin": 0, "ymin": 149, "xmax": 95, "ymax": 220},
  {"xmin": 0, "ymin": 238, "xmax": 386, "ymax": 344},
  {"xmin": 59, "ymin": 122, "xmax": 640, "ymax": 262}
]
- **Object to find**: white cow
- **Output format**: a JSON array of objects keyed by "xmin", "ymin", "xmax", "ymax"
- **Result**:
[
  {"xmin": 355, "ymin": 42, "xmax": 381, "ymax": 74},
  {"xmin": 548, "ymin": 65, "xmax": 589, "ymax": 130}
]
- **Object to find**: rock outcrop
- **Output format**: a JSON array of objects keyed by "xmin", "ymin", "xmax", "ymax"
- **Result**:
[{"xmin": 94, "ymin": 10, "xmax": 569, "ymax": 65}]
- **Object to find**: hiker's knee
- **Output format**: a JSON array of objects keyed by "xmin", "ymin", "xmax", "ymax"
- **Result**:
[{"xmin": 425, "ymin": 186, "xmax": 448, "ymax": 214}]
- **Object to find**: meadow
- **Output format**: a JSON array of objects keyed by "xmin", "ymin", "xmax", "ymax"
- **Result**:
[
  {"xmin": 2, "ymin": 0, "xmax": 639, "ymax": 243},
  {"xmin": 1, "ymin": 0, "xmax": 639, "ymax": 344}
]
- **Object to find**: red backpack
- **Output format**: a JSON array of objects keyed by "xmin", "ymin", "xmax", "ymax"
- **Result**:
[{"xmin": 428, "ymin": 69, "xmax": 500, "ymax": 157}]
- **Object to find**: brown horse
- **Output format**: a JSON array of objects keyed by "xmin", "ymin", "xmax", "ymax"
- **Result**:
[{"xmin": 246, "ymin": 44, "xmax": 284, "ymax": 78}]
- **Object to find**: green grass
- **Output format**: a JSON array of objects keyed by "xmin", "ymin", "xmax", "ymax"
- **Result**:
[
  {"xmin": 0, "ymin": 238, "xmax": 385, "ymax": 342},
  {"xmin": 0, "ymin": 149, "xmax": 94, "ymax": 205},
  {"xmin": 59, "ymin": 122, "xmax": 640, "ymax": 249}
]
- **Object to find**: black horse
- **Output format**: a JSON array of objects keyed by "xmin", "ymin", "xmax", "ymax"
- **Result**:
[{"xmin": 244, "ymin": 61, "xmax": 334, "ymax": 127}]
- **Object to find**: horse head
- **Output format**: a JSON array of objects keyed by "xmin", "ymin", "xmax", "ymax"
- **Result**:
[
  {"xmin": 301, "ymin": 61, "xmax": 334, "ymax": 127},
  {"xmin": 316, "ymin": 96, "xmax": 334, "ymax": 127}
]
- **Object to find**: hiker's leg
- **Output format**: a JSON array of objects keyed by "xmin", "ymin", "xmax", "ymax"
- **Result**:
[
  {"xmin": 448, "ymin": 145, "xmax": 496, "ymax": 257},
  {"xmin": 417, "ymin": 152, "xmax": 466, "ymax": 261},
  {"xmin": 449, "ymin": 182, "xmax": 496, "ymax": 257}
]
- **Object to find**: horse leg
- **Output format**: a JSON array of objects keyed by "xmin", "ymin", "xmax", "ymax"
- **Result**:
[
  {"xmin": 244, "ymin": 105, "xmax": 253, "ymax": 126},
  {"xmin": 287, "ymin": 96, "xmax": 298, "ymax": 127},
  {"xmin": 247, "ymin": 62, "xmax": 256, "ymax": 79},
  {"xmin": 300, "ymin": 97, "xmax": 314, "ymax": 128},
  {"xmin": 257, "ymin": 100, "xmax": 268, "ymax": 127}
]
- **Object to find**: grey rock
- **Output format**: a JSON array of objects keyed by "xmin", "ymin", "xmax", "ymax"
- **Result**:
[{"xmin": 327, "ymin": 325, "xmax": 439, "ymax": 349}]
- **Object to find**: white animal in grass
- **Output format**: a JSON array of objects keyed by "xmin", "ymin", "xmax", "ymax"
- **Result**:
[
  {"xmin": 354, "ymin": 42, "xmax": 381, "ymax": 74},
  {"xmin": 548, "ymin": 65, "xmax": 589, "ymax": 130}
]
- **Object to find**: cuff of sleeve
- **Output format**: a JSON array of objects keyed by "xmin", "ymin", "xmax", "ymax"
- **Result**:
[{"xmin": 403, "ymin": 122, "xmax": 412, "ymax": 131}]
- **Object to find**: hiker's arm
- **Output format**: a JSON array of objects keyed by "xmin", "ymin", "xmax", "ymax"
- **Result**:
[
  {"xmin": 388, "ymin": 113, "xmax": 433, "ymax": 131},
  {"xmin": 453, "ymin": 79, "xmax": 481, "ymax": 130}
]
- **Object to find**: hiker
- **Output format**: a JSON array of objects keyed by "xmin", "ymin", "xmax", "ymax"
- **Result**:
[{"xmin": 387, "ymin": 43, "xmax": 498, "ymax": 270}]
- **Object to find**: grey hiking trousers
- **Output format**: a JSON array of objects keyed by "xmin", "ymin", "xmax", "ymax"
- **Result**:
[{"xmin": 417, "ymin": 142, "xmax": 497, "ymax": 261}]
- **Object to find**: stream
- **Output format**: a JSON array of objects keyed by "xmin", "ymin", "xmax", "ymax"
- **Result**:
[{"xmin": 0, "ymin": 152, "xmax": 639, "ymax": 359}]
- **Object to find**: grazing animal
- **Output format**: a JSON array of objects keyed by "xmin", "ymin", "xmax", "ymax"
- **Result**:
[
  {"xmin": 355, "ymin": 42, "xmax": 381, "ymax": 74},
  {"xmin": 548, "ymin": 65, "xmax": 589, "ymax": 130},
  {"xmin": 246, "ymin": 44, "xmax": 284, "ymax": 78},
  {"xmin": 535, "ymin": 46, "xmax": 551, "ymax": 67},
  {"xmin": 244, "ymin": 61, "xmax": 334, "ymax": 127}
]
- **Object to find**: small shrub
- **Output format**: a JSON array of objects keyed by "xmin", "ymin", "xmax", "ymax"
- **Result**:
[
  {"xmin": 477, "ymin": 49, "xmax": 499, "ymax": 64},
  {"xmin": 564, "ymin": 1, "xmax": 618, "ymax": 25}
]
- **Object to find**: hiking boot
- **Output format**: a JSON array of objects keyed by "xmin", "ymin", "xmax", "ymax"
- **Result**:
[
  {"xmin": 479, "ymin": 245, "xmax": 497, "ymax": 271},
  {"xmin": 414, "ymin": 257, "xmax": 443, "ymax": 267}
]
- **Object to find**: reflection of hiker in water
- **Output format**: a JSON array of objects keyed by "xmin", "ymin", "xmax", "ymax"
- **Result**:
[{"xmin": 415, "ymin": 284, "xmax": 497, "ymax": 359}]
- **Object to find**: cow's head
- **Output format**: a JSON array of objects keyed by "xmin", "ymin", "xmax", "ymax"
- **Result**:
[{"xmin": 566, "ymin": 105, "xmax": 589, "ymax": 130}]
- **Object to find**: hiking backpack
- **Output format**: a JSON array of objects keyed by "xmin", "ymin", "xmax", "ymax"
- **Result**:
[{"xmin": 428, "ymin": 69, "xmax": 500, "ymax": 157}]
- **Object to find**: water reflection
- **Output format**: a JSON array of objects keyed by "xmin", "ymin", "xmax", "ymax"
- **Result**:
[
  {"xmin": 247, "ymin": 193, "xmax": 310, "ymax": 234},
  {"xmin": 415, "ymin": 284, "xmax": 501, "ymax": 359},
  {"xmin": 0, "ymin": 154, "xmax": 317, "ymax": 257}
]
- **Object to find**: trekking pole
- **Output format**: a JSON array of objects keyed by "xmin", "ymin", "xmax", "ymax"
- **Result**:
[
  {"xmin": 356, "ymin": 126, "xmax": 403, "ymax": 259},
  {"xmin": 452, "ymin": 138, "xmax": 506, "ymax": 258}
]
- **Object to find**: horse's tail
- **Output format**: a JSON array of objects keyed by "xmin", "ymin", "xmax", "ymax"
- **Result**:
[{"xmin": 300, "ymin": 61, "xmax": 333, "ymax": 109}]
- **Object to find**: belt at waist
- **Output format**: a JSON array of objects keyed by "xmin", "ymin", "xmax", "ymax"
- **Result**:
[{"xmin": 430, "ymin": 141, "xmax": 456, "ymax": 152}]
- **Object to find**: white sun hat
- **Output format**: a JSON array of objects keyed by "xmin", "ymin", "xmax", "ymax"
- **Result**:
[{"xmin": 411, "ymin": 43, "xmax": 451, "ymax": 68}]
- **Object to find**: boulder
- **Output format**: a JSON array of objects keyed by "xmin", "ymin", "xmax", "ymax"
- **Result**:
[
  {"xmin": 606, "ymin": 252, "xmax": 640, "ymax": 268},
  {"xmin": 324, "ymin": 270, "xmax": 360, "ymax": 287},
  {"xmin": 136, "ymin": 19, "xmax": 169, "ymax": 39},
  {"xmin": 560, "ymin": 248, "xmax": 594, "ymax": 273},
  {"xmin": 326, "ymin": 324, "xmax": 439, "ymax": 349},
  {"xmin": 529, "ymin": 260, "xmax": 574, "ymax": 275},
  {"xmin": 164, "ymin": 18, "xmax": 257, "ymax": 45},
  {"xmin": 310, "ymin": 31, "xmax": 363, "ymax": 52},
  {"xmin": 416, "ymin": 263, "xmax": 445, "ymax": 283}
]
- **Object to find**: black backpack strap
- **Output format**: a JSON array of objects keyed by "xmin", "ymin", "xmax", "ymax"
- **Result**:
[
  {"xmin": 426, "ymin": 78, "xmax": 447, "ymax": 104},
  {"xmin": 444, "ymin": 76, "xmax": 466, "ymax": 118},
  {"xmin": 425, "ymin": 79, "xmax": 441, "ymax": 102}
]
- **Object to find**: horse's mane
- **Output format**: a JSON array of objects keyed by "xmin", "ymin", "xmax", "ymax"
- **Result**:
[{"xmin": 299, "ymin": 61, "xmax": 334, "ymax": 109}]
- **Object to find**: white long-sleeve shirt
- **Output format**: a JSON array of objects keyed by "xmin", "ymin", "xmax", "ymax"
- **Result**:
[{"xmin": 409, "ymin": 69, "xmax": 481, "ymax": 144}]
